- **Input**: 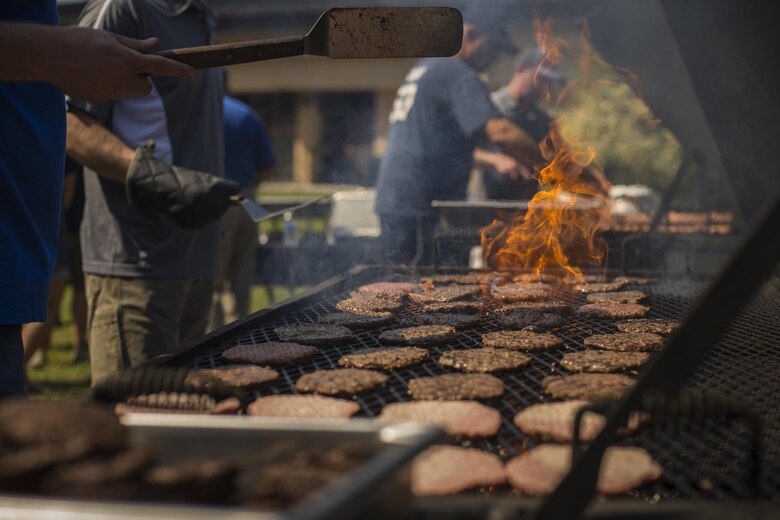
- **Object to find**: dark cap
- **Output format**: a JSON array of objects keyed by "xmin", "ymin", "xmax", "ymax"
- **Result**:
[
  {"xmin": 516, "ymin": 47, "xmax": 564, "ymax": 82},
  {"xmin": 462, "ymin": 6, "xmax": 518, "ymax": 53}
]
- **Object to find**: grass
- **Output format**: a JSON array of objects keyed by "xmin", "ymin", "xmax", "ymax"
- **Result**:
[{"xmin": 27, "ymin": 284, "xmax": 303, "ymax": 399}]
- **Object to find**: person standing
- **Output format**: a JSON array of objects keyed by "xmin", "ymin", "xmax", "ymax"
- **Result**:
[
  {"xmin": 66, "ymin": 0, "xmax": 240, "ymax": 384},
  {"xmin": 0, "ymin": 1, "xmax": 196, "ymax": 397},
  {"xmin": 210, "ymin": 95, "xmax": 276, "ymax": 329}
]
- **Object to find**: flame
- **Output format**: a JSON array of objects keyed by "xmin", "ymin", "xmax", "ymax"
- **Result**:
[{"xmin": 481, "ymin": 17, "xmax": 611, "ymax": 282}]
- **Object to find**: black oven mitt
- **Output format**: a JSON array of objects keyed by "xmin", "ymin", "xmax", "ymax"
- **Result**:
[{"xmin": 125, "ymin": 142, "xmax": 239, "ymax": 230}]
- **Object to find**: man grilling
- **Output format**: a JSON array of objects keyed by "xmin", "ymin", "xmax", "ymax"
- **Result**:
[{"xmin": 375, "ymin": 8, "xmax": 542, "ymax": 265}]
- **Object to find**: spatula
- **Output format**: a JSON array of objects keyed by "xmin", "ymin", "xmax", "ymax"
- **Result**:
[{"xmin": 158, "ymin": 7, "xmax": 463, "ymax": 69}]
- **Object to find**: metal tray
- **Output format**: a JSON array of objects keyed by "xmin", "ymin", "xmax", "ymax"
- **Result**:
[{"xmin": 0, "ymin": 416, "xmax": 442, "ymax": 520}]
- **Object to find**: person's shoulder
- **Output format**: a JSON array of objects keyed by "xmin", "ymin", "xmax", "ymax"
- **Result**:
[{"xmin": 224, "ymin": 96, "xmax": 263, "ymax": 126}]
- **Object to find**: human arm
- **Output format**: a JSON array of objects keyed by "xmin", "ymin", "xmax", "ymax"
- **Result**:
[
  {"xmin": 483, "ymin": 117, "xmax": 543, "ymax": 168},
  {"xmin": 66, "ymin": 110, "xmax": 135, "ymax": 183},
  {"xmin": 0, "ymin": 22, "xmax": 195, "ymax": 103},
  {"xmin": 473, "ymin": 148, "xmax": 533, "ymax": 181}
]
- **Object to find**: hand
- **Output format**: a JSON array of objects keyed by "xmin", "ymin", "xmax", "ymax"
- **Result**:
[
  {"xmin": 126, "ymin": 143, "xmax": 240, "ymax": 229},
  {"xmin": 493, "ymin": 154, "xmax": 535, "ymax": 182}
]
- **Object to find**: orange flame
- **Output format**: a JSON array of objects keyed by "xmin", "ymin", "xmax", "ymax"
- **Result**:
[{"xmin": 481, "ymin": 17, "xmax": 610, "ymax": 281}]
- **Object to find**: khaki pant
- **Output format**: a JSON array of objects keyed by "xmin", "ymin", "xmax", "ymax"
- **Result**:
[
  {"xmin": 85, "ymin": 274, "xmax": 213, "ymax": 385},
  {"xmin": 210, "ymin": 204, "xmax": 257, "ymax": 329}
]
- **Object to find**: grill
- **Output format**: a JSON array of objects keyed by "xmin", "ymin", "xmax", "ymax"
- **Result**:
[{"xmin": 151, "ymin": 265, "xmax": 780, "ymax": 509}]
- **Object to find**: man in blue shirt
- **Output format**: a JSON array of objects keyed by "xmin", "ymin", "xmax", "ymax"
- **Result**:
[
  {"xmin": 211, "ymin": 95, "xmax": 276, "ymax": 328},
  {"xmin": 375, "ymin": 8, "xmax": 542, "ymax": 265}
]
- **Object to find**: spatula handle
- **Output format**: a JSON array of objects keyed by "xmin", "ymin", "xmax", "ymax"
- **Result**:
[{"xmin": 158, "ymin": 36, "xmax": 304, "ymax": 69}]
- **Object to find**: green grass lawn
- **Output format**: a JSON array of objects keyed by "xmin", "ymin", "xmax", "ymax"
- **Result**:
[{"xmin": 27, "ymin": 284, "xmax": 301, "ymax": 399}]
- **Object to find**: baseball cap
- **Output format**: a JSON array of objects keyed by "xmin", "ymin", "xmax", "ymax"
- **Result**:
[
  {"xmin": 462, "ymin": 6, "xmax": 518, "ymax": 53},
  {"xmin": 516, "ymin": 47, "xmax": 564, "ymax": 82}
]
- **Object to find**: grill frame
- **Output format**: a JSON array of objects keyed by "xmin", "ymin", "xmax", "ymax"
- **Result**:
[{"xmin": 149, "ymin": 265, "xmax": 780, "ymax": 511}]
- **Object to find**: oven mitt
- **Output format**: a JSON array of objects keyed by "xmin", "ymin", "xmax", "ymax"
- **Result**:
[{"xmin": 126, "ymin": 141, "xmax": 240, "ymax": 230}]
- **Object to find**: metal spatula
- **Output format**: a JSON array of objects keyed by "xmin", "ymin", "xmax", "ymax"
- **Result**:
[
  {"xmin": 234, "ymin": 195, "xmax": 330, "ymax": 223},
  {"xmin": 158, "ymin": 7, "xmax": 463, "ymax": 69}
]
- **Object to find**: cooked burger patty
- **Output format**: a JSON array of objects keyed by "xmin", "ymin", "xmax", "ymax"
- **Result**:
[
  {"xmin": 505, "ymin": 444, "xmax": 662, "ymax": 495},
  {"xmin": 614, "ymin": 275, "xmax": 656, "ymax": 286},
  {"xmin": 512, "ymin": 273, "xmax": 560, "ymax": 284},
  {"xmin": 514, "ymin": 400, "xmax": 606, "ymax": 442},
  {"xmin": 411, "ymin": 446, "xmax": 506, "ymax": 496},
  {"xmin": 247, "ymin": 395, "xmax": 360, "ymax": 419},
  {"xmin": 116, "ymin": 393, "xmax": 240, "ymax": 415},
  {"xmin": 377, "ymin": 401, "xmax": 501, "ymax": 438},
  {"xmin": 318, "ymin": 312, "xmax": 393, "ymax": 329},
  {"xmin": 490, "ymin": 282, "xmax": 553, "ymax": 302},
  {"xmin": 185, "ymin": 366, "xmax": 279, "ymax": 391},
  {"xmin": 583, "ymin": 332, "xmax": 665, "ymax": 352},
  {"xmin": 419, "ymin": 301, "xmax": 484, "ymax": 314},
  {"xmin": 408, "ymin": 285, "xmax": 482, "ymax": 304},
  {"xmin": 616, "ymin": 318, "xmax": 681, "ymax": 335},
  {"xmin": 295, "ymin": 368, "xmax": 388, "ymax": 396},
  {"xmin": 494, "ymin": 311, "xmax": 565, "ymax": 331},
  {"xmin": 420, "ymin": 273, "xmax": 495, "ymax": 285},
  {"xmin": 494, "ymin": 301, "xmax": 570, "ymax": 314},
  {"xmin": 402, "ymin": 313, "xmax": 481, "ymax": 330},
  {"xmin": 572, "ymin": 281, "xmax": 626, "ymax": 293},
  {"xmin": 274, "ymin": 324, "xmax": 356, "ymax": 346},
  {"xmin": 379, "ymin": 325, "xmax": 458, "ymax": 345},
  {"xmin": 338, "ymin": 347, "xmax": 428, "ymax": 370},
  {"xmin": 408, "ymin": 373, "xmax": 505, "ymax": 400},
  {"xmin": 356, "ymin": 282, "xmax": 419, "ymax": 298},
  {"xmin": 575, "ymin": 303, "xmax": 649, "ymax": 319},
  {"xmin": 560, "ymin": 350, "xmax": 651, "ymax": 372},
  {"xmin": 542, "ymin": 373, "xmax": 635, "ymax": 401},
  {"xmin": 336, "ymin": 294, "xmax": 404, "ymax": 314},
  {"xmin": 221, "ymin": 341, "xmax": 318, "ymax": 366},
  {"xmin": 438, "ymin": 348, "xmax": 531, "ymax": 373},
  {"xmin": 482, "ymin": 330, "xmax": 563, "ymax": 350},
  {"xmin": 586, "ymin": 291, "xmax": 646, "ymax": 304}
]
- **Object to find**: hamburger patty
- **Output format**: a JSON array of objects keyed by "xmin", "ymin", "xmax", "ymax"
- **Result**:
[
  {"xmin": 115, "ymin": 393, "xmax": 241, "ymax": 415},
  {"xmin": 490, "ymin": 282, "xmax": 553, "ymax": 302},
  {"xmin": 338, "ymin": 347, "xmax": 428, "ymax": 370},
  {"xmin": 616, "ymin": 318, "xmax": 681, "ymax": 335},
  {"xmin": 185, "ymin": 366, "xmax": 279, "ymax": 391},
  {"xmin": 408, "ymin": 373, "xmax": 505, "ymax": 400},
  {"xmin": 274, "ymin": 324, "xmax": 356, "ymax": 346},
  {"xmin": 584, "ymin": 332, "xmax": 665, "ymax": 352},
  {"xmin": 494, "ymin": 311, "xmax": 565, "ymax": 331},
  {"xmin": 221, "ymin": 341, "xmax": 318, "ymax": 366},
  {"xmin": 438, "ymin": 348, "xmax": 532, "ymax": 373},
  {"xmin": 575, "ymin": 303, "xmax": 649, "ymax": 319},
  {"xmin": 379, "ymin": 325, "xmax": 458, "ymax": 345},
  {"xmin": 377, "ymin": 400, "xmax": 502, "ymax": 438},
  {"xmin": 356, "ymin": 282, "xmax": 419, "ymax": 298},
  {"xmin": 505, "ymin": 444, "xmax": 662, "ymax": 495},
  {"xmin": 318, "ymin": 312, "xmax": 393, "ymax": 329},
  {"xmin": 336, "ymin": 294, "xmax": 404, "ymax": 314},
  {"xmin": 482, "ymin": 330, "xmax": 563, "ymax": 350},
  {"xmin": 572, "ymin": 281, "xmax": 626, "ymax": 293},
  {"xmin": 560, "ymin": 350, "xmax": 651, "ymax": 373},
  {"xmin": 247, "ymin": 395, "xmax": 360, "ymax": 419},
  {"xmin": 296, "ymin": 368, "xmax": 388, "ymax": 396},
  {"xmin": 420, "ymin": 272, "xmax": 496, "ymax": 285},
  {"xmin": 542, "ymin": 373, "xmax": 635, "ymax": 401},
  {"xmin": 614, "ymin": 275, "xmax": 656, "ymax": 285},
  {"xmin": 512, "ymin": 273, "xmax": 560, "ymax": 284},
  {"xmin": 494, "ymin": 301, "xmax": 570, "ymax": 314},
  {"xmin": 513, "ymin": 400, "xmax": 606, "ymax": 442},
  {"xmin": 586, "ymin": 291, "xmax": 646, "ymax": 304},
  {"xmin": 419, "ymin": 301, "xmax": 484, "ymax": 314},
  {"xmin": 411, "ymin": 446, "xmax": 506, "ymax": 496},
  {"xmin": 408, "ymin": 284, "xmax": 482, "ymax": 304},
  {"xmin": 402, "ymin": 313, "xmax": 481, "ymax": 329}
]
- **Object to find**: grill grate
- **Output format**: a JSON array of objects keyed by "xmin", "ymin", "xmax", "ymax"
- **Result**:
[{"xmin": 159, "ymin": 268, "xmax": 780, "ymax": 503}]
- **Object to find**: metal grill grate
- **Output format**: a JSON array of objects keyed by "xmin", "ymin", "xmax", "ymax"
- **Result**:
[{"xmin": 158, "ymin": 268, "xmax": 780, "ymax": 503}]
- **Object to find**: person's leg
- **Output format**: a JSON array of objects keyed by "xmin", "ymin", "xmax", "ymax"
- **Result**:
[
  {"xmin": 210, "ymin": 206, "xmax": 240, "ymax": 330},
  {"xmin": 22, "ymin": 278, "xmax": 67, "ymax": 367},
  {"xmin": 179, "ymin": 279, "xmax": 215, "ymax": 344},
  {"xmin": 226, "ymin": 208, "xmax": 257, "ymax": 322},
  {"xmin": 67, "ymin": 232, "xmax": 88, "ymax": 362},
  {"xmin": 379, "ymin": 215, "xmax": 417, "ymax": 265},
  {"xmin": 0, "ymin": 325, "xmax": 26, "ymax": 398}
]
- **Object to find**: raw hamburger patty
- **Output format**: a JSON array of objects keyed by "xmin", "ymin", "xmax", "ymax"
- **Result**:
[
  {"xmin": 560, "ymin": 350, "xmax": 651, "ymax": 373},
  {"xmin": 408, "ymin": 374, "xmax": 505, "ymax": 400},
  {"xmin": 584, "ymin": 332, "xmax": 665, "ymax": 352},
  {"xmin": 505, "ymin": 444, "xmax": 662, "ymax": 495},
  {"xmin": 408, "ymin": 285, "xmax": 482, "ymax": 304},
  {"xmin": 411, "ymin": 446, "xmax": 506, "ymax": 496},
  {"xmin": 572, "ymin": 281, "xmax": 626, "ymax": 293},
  {"xmin": 338, "ymin": 347, "xmax": 428, "ymax": 369},
  {"xmin": 377, "ymin": 401, "xmax": 501, "ymax": 438},
  {"xmin": 247, "ymin": 395, "xmax": 360, "ymax": 419},
  {"xmin": 543, "ymin": 374, "xmax": 635, "ymax": 401},
  {"xmin": 494, "ymin": 311, "xmax": 564, "ymax": 331},
  {"xmin": 616, "ymin": 318, "xmax": 681, "ymax": 335},
  {"xmin": 490, "ymin": 282, "xmax": 553, "ymax": 302},
  {"xmin": 296, "ymin": 368, "xmax": 388, "ymax": 396},
  {"xmin": 586, "ymin": 291, "xmax": 646, "ymax": 304},
  {"xmin": 274, "ymin": 324, "xmax": 356, "ymax": 346},
  {"xmin": 221, "ymin": 342, "xmax": 318, "ymax": 366},
  {"xmin": 356, "ymin": 282, "xmax": 419, "ymax": 298},
  {"xmin": 419, "ymin": 301, "xmax": 484, "ymax": 314},
  {"xmin": 185, "ymin": 366, "xmax": 279, "ymax": 391},
  {"xmin": 482, "ymin": 330, "xmax": 563, "ymax": 350},
  {"xmin": 575, "ymin": 303, "xmax": 649, "ymax": 319},
  {"xmin": 336, "ymin": 294, "xmax": 404, "ymax": 314},
  {"xmin": 514, "ymin": 400, "xmax": 607, "ymax": 442},
  {"xmin": 318, "ymin": 312, "xmax": 393, "ymax": 329},
  {"xmin": 494, "ymin": 301, "xmax": 570, "ymax": 314},
  {"xmin": 438, "ymin": 348, "xmax": 531, "ymax": 373},
  {"xmin": 379, "ymin": 325, "xmax": 458, "ymax": 345},
  {"xmin": 402, "ymin": 313, "xmax": 481, "ymax": 329}
]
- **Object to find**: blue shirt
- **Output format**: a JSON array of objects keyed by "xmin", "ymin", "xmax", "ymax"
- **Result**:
[
  {"xmin": 375, "ymin": 57, "xmax": 499, "ymax": 218},
  {"xmin": 224, "ymin": 96, "xmax": 275, "ymax": 190},
  {"xmin": 0, "ymin": 1, "xmax": 66, "ymax": 323}
]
